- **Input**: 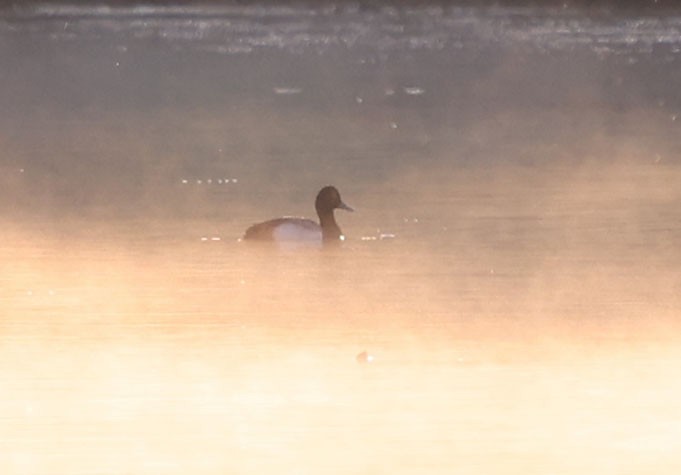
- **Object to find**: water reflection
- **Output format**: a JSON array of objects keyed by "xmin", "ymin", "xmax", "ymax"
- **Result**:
[{"xmin": 2, "ymin": 2, "xmax": 681, "ymax": 474}]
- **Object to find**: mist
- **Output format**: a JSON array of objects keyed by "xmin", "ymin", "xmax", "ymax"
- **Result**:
[{"xmin": 1, "ymin": 2, "xmax": 681, "ymax": 474}]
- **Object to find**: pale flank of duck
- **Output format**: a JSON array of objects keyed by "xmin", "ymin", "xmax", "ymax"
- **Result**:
[
  {"xmin": 271, "ymin": 219, "xmax": 323, "ymax": 242},
  {"xmin": 243, "ymin": 186, "xmax": 353, "ymax": 246}
]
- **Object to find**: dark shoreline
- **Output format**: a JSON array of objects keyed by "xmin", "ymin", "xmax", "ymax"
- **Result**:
[{"xmin": 2, "ymin": 0, "xmax": 681, "ymax": 18}]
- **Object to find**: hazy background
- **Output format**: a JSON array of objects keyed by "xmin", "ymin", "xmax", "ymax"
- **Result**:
[{"xmin": 1, "ymin": 2, "xmax": 681, "ymax": 474}]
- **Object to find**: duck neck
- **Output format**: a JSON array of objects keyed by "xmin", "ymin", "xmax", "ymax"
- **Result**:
[{"xmin": 318, "ymin": 210, "xmax": 342, "ymax": 242}]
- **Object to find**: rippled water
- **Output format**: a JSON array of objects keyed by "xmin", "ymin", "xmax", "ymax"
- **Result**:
[{"xmin": 1, "ymin": 3, "xmax": 681, "ymax": 474}]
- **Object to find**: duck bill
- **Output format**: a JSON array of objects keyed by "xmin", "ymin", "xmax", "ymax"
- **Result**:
[{"xmin": 338, "ymin": 201, "xmax": 354, "ymax": 212}]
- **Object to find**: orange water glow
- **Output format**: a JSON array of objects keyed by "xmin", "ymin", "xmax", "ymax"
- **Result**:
[{"xmin": 2, "ymin": 161, "xmax": 680, "ymax": 473}]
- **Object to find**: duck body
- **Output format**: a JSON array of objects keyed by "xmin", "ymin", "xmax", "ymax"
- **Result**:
[
  {"xmin": 243, "ymin": 217, "xmax": 323, "ymax": 242},
  {"xmin": 243, "ymin": 186, "xmax": 352, "ymax": 246}
]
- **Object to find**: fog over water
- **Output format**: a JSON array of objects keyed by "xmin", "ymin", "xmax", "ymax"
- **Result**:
[{"xmin": 1, "ymin": 3, "xmax": 681, "ymax": 474}]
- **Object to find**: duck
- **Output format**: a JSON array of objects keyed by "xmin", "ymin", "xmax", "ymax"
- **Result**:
[{"xmin": 243, "ymin": 185, "xmax": 353, "ymax": 246}]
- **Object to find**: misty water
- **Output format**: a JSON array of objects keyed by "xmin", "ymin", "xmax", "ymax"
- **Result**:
[{"xmin": 1, "ymin": 3, "xmax": 681, "ymax": 474}]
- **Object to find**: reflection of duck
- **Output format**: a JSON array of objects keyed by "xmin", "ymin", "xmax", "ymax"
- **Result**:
[{"xmin": 243, "ymin": 186, "xmax": 353, "ymax": 245}]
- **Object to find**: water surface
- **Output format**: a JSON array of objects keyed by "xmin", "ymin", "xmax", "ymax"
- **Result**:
[{"xmin": 1, "ymin": 3, "xmax": 681, "ymax": 474}]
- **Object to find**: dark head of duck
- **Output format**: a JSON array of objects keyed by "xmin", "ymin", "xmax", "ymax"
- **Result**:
[{"xmin": 316, "ymin": 185, "xmax": 353, "ymax": 244}]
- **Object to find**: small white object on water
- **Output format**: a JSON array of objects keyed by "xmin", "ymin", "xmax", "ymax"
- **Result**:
[
  {"xmin": 356, "ymin": 351, "xmax": 375, "ymax": 364},
  {"xmin": 389, "ymin": 122, "xmax": 398, "ymax": 129},
  {"xmin": 403, "ymin": 86, "xmax": 425, "ymax": 95},
  {"xmin": 355, "ymin": 96, "xmax": 363, "ymax": 104},
  {"xmin": 273, "ymin": 87, "xmax": 302, "ymax": 95}
]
